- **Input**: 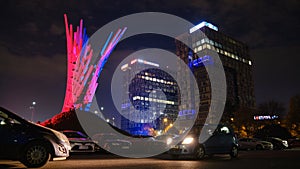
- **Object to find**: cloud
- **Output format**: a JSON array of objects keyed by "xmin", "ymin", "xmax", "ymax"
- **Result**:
[
  {"xmin": 18, "ymin": 22, "xmax": 39, "ymax": 33},
  {"xmin": 0, "ymin": 45, "xmax": 66, "ymax": 83},
  {"xmin": 49, "ymin": 23, "xmax": 64, "ymax": 35},
  {"xmin": 251, "ymin": 45, "xmax": 300, "ymax": 104}
]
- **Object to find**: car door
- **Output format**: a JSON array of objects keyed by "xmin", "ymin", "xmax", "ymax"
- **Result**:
[
  {"xmin": 0, "ymin": 110, "xmax": 27, "ymax": 158},
  {"xmin": 204, "ymin": 125, "xmax": 233, "ymax": 153},
  {"xmin": 238, "ymin": 138, "xmax": 249, "ymax": 149}
]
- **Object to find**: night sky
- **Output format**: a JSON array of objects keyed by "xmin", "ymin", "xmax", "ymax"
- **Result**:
[{"xmin": 0, "ymin": 0, "xmax": 299, "ymax": 122}]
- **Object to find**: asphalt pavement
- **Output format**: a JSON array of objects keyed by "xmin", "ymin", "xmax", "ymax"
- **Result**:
[{"xmin": 1, "ymin": 148, "xmax": 300, "ymax": 169}]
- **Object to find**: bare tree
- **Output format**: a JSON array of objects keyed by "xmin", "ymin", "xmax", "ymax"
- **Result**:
[{"xmin": 258, "ymin": 100, "xmax": 286, "ymax": 119}]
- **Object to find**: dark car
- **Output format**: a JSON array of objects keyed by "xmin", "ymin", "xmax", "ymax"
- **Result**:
[
  {"xmin": 0, "ymin": 107, "xmax": 70, "ymax": 168},
  {"xmin": 262, "ymin": 137, "xmax": 289, "ymax": 150},
  {"xmin": 288, "ymin": 138, "xmax": 300, "ymax": 148},
  {"xmin": 62, "ymin": 130, "xmax": 99, "ymax": 153},
  {"xmin": 168, "ymin": 124, "xmax": 238, "ymax": 159}
]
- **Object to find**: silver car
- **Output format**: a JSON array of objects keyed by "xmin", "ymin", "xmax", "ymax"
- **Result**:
[
  {"xmin": 62, "ymin": 130, "xmax": 98, "ymax": 153},
  {"xmin": 0, "ymin": 107, "xmax": 70, "ymax": 168},
  {"xmin": 238, "ymin": 138, "xmax": 273, "ymax": 150}
]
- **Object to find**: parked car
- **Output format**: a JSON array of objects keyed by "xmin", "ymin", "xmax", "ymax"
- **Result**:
[
  {"xmin": 238, "ymin": 138, "xmax": 273, "ymax": 150},
  {"xmin": 92, "ymin": 133, "xmax": 132, "ymax": 152},
  {"xmin": 0, "ymin": 107, "xmax": 70, "ymax": 168},
  {"xmin": 288, "ymin": 138, "xmax": 300, "ymax": 148},
  {"xmin": 61, "ymin": 130, "xmax": 99, "ymax": 153},
  {"xmin": 168, "ymin": 124, "xmax": 238, "ymax": 159},
  {"xmin": 262, "ymin": 137, "xmax": 289, "ymax": 150}
]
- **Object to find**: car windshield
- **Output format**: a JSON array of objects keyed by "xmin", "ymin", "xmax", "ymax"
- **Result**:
[
  {"xmin": 63, "ymin": 131, "xmax": 87, "ymax": 138},
  {"xmin": 0, "ymin": 110, "xmax": 22, "ymax": 125}
]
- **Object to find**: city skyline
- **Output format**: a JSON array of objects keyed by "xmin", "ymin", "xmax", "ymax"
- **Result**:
[{"xmin": 0, "ymin": 0, "xmax": 299, "ymax": 122}]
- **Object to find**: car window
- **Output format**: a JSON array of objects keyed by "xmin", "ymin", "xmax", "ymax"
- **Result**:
[
  {"xmin": 0, "ymin": 110, "xmax": 9, "ymax": 119},
  {"xmin": 63, "ymin": 131, "xmax": 88, "ymax": 138},
  {"xmin": 0, "ymin": 110, "xmax": 21, "ymax": 125}
]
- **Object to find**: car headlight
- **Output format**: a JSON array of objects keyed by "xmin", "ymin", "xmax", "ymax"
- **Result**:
[{"xmin": 182, "ymin": 137, "xmax": 194, "ymax": 145}]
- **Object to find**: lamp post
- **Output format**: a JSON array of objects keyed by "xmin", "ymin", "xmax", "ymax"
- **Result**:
[{"xmin": 30, "ymin": 101, "xmax": 36, "ymax": 122}]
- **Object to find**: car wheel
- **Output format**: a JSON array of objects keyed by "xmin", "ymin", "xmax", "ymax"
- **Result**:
[
  {"xmin": 195, "ymin": 145, "xmax": 205, "ymax": 160},
  {"xmin": 21, "ymin": 142, "xmax": 51, "ymax": 168},
  {"xmin": 256, "ymin": 145, "xmax": 263, "ymax": 150},
  {"xmin": 230, "ymin": 146, "xmax": 238, "ymax": 158}
]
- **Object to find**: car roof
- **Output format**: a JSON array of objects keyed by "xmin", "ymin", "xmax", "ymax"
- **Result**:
[{"xmin": 0, "ymin": 107, "xmax": 29, "ymax": 124}]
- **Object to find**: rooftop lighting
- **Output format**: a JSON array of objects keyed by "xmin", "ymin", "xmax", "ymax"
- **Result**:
[{"xmin": 189, "ymin": 21, "xmax": 218, "ymax": 33}]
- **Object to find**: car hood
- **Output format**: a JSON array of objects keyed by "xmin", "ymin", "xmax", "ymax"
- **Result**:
[{"xmin": 28, "ymin": 121, "xmax": 56, "ymax": 135}]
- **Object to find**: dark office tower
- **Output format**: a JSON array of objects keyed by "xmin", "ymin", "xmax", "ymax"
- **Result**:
[
  {"xmin": 120, "ymin": 59, "xmax": 179, "ymax": 136},
  {"xmin": 176, "ymin": 21, "xmax": 256, "ymax": 128}
]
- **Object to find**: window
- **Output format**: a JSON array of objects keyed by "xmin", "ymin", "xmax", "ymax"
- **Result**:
[
  {"xmin": 198, "ymin": 46, "xmax": 202, "ymax": 51},
  {"xmin": 201, "ymin": 39, "xmax": 205, "ymax": 44}
]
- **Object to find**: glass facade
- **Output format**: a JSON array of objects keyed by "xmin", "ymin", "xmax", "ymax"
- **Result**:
[
  {"xmin": 120, "ymin": 60, "xmax": 179, "ymax": 136},
  {"xmin": 176, "ymin": 23, "xmax": 256, "ymax": 128}
]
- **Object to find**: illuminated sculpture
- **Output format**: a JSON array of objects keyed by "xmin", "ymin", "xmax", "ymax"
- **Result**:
[{"xmin": 62, "ymin": 14, "xmax": 126, "ymax": 112}]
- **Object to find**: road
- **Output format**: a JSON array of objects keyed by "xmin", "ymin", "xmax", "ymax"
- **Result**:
[{"xmin": 1, "ymin": 149, "xmax": 300, "ymax": 169}]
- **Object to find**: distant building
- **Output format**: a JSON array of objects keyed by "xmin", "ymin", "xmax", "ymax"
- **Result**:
[
  {"xmin": 120, "ymin": 59, "xmax": 179, "ymax": 136},
  {"xmin": 176, "ymin": 21, "xmax": 256, "ymax": 128}
]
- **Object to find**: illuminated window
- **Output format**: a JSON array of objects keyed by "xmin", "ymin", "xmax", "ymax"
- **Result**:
[
  {"xmin": 207, "ymin": 44, "xmax": 211, "ymax": 49},
  {"xmin": 198, "ymin": 46, "xmax": 202, "ymax": 51},
  {"xmin": 205, "ymin": 38, "xmax": 209, "ymax": 43}
]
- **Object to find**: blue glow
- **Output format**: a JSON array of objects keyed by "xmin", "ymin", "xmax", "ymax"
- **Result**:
[
  {"xmin": 84, "ymin": 103, "xmax": 91, "ymax": 111},
  {"xmin": 192, "ymin": 55, "xmax": 213, "ymax": 67},
  {"xmin": 189, "ymin": 21, "xmax": 218, "ymax": 33},
  {"xmin": 178, "ymin": 109, "xmax": 195, "ymax": 116},
  {"xmin": 121, "ymin": 102, "xmax": 131, "ymax": 109},
  {"xmin": 100, "ymin": 32, "xmax": 113, "ymax": 56}
]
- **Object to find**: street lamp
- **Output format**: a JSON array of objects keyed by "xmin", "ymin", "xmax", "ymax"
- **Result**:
[{"xmin": 29, "ymin": 101, "xmax": 36, "ymax": 122}]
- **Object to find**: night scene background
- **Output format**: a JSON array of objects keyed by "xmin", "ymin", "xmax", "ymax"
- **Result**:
[{"xmin": 0, "ymin": 0, "xmax": 299, "ymax": 124}]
